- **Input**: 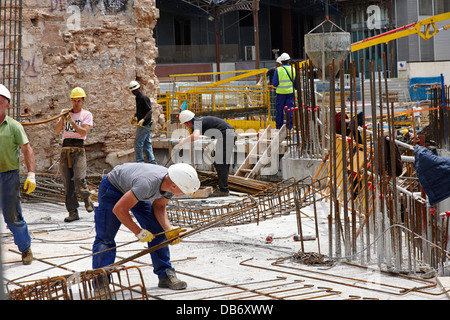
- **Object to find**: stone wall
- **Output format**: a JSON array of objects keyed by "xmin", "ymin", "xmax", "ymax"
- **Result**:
[{"xmin": 20, "ymin": 0, "xmax": 161, "ymax": 173}]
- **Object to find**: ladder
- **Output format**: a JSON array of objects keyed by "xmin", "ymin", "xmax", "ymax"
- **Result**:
[{"xmin": 234, "ymin": 125, "xmax": 286, "ymax": 178}]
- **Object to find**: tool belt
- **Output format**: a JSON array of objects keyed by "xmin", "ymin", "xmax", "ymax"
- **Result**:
[{"xmin": 61, "ymin": 146, "xmax": 85, "ymax": 169}]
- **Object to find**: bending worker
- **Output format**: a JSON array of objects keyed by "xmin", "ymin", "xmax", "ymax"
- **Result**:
[
  {"xmin": 272, "ymin": 52, "xmax": 296, "ymax": 129},
  {"xmin": 0, "ymin": 84, "xmax": 36, "ymax": 265},
  {"xmin": 92, "ymin": 162, "xmax": 200, "ymax": 290},
  {"xmin": 54, "ymin": 87, "xmax": 94, "ymax": 222},
  {"xmin": 177, "ymin": 110, "xmax": 236, "ymax": 197},
  {"xmin": 129, "ymin": 80, "xmax": 157, "ymax": 164}
]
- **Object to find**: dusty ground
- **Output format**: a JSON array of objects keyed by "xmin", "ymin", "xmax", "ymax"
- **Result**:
[{"xmin": 1, "ymin": 196, "xmax": 449, "ymax": 307}]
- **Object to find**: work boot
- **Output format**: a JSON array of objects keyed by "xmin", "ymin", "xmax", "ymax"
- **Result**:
[
  {"xmin": 93, "ymin": 276, "xmax": 112, "ymax": 300},
  {"xmin": 64, "ymin": 210, "xmax": 79, "ymax": 222},
  {"xmin": 21, "ymin": 249, "xmax": 33, "ymax": 265},
  {"xmin": 158, "ymin": 268, "xmax": 187, "ymax": 290},
  {"xmin": 84, "ymin": 196, "xmax": 94, "ymax": 213},
  {"xmin": 210, "ymin": 189, "xmax": 230, "ymax": 197}
]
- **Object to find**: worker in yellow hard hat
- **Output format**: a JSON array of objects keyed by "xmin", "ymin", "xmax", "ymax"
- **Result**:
[
  {"xmin": 54, "ymin": 87, "xmax": 94, "ymax": 222},
  {"xmin": 70, "ymin": 87, "xmax": 86, "ymax": 99}
]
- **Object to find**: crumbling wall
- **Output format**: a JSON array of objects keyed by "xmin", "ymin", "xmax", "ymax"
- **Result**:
[{"xmin": 20, "ymin": 0, "xmax": 161, "ymax": 173}]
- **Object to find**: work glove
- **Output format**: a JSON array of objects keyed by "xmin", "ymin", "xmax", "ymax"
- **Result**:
[
  {"xmin": 166, "ymin": 227, "xmax": 186, "ymax": 246},
  {"xmin": 136, "ymin": 229, "xmax": 155, "ymax": 243},
  {"xmin": 137, "ymin": 119, "xmax": 144, "ymax": 127},
  {"xmin": 61, "ymin": 109, "xmax": 72, "ymax": 123},
  {"xmin": 130, "ymin": 116, "xmax": 137, "ymax": 125},
  {"xmin": 24, "ymin": 172, "xmax": 36, "ymax": 194}
]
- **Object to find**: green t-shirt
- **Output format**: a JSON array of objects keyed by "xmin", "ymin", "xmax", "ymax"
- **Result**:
[{"xmin": 0, "ymin": 115, "xmax": 29, "ymax": 173}]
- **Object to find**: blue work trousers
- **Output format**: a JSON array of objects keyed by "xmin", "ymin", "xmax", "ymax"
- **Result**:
[
  {"xmin": 134, "ymin": 125, "xmax": 156, "ymax": 164},
  {"xmin": 275, "ymin": 93, "xmax": 294, "ymax": 129},
  {"xmin": 0, "ymin": 170, "xmax": 31, "ymax": 253},
  {"xmin": 92, "ymin": 176, "xmax": 171, "ymax": 279}
]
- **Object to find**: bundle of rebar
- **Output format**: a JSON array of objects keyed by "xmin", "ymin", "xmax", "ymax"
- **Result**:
[
  {"xmin": 20, "ymin": 172, "xmax": 102, "ymax": 204},
  {"xmin": 166, "ymin": 176, "xmax": 327, "ymax": 228},
  {"xmin": 197, "ymin": 170, "xmax": 275, "ymax": 194},
  {"xmin": 311, "ymin": 53, "xmax": 450, "ymax": 276}
]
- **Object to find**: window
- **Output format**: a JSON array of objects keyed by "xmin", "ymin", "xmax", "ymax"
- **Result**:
[
  {"xmin": 418, "ymin": 0, "xmax": 432, "ymax": 16},
  {"xmin": 174, "ymin": 18, "xmax": 191, "ymax": 45},
  {"xmin": 434, "ymin": 0, "xmax": 450, "ymax": 14}
]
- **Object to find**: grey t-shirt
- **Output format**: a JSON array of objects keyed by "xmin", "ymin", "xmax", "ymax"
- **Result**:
[{"xmin": 108, "ymin": 163, "xmax": 173, "ymax": 201}]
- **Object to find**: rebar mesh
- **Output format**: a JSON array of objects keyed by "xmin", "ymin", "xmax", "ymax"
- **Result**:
[
  {"xmin": 0, "ymin": 0, "xmax": 22, "ymax": 119},
  {"xmin": 6, "ymin": 266, "xmax": 148, "ymax": 300}
]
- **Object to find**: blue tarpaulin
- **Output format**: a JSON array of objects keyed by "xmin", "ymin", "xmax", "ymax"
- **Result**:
[
  {"xmin": 409, "ymin": 77, "xmax": 441, "ymax": 101},
  {"xmin": 414, "ymin": 145, "xmax": 450, "ymax": 206}
]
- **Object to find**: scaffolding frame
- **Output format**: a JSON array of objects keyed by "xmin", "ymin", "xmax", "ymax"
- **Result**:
[{"xmin": 0, "ymin": 0, "xmax": 22, "ymax": 119}]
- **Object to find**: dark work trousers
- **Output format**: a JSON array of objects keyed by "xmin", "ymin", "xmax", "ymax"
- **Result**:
[
  {"xmin": 59, "ymin": 148, "xmax": 91, "ymax": 213},
  {"xmin": 0, "ymin": 169, "xmax": 31, "ymax": 253},
  {"xmin": 213, "ymin": 134, "xmax": 236, "ymax": 192},
  {"xmin": 275, "ymin": 93, "xmax": 294, "ymax": 129}
]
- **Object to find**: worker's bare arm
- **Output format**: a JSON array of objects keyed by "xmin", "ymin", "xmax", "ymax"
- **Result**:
[
  {"xmin": 54, "ymin": 118, "xmax": 64, "ymax": 134},
  {"xmin": 152, "ymin": 197, "xmax": 171, "ymax": 230},
  {"xmin": 113, "ymin": 190, "xmax": 141, "ymax": 235},
  {"xmin": 178, "ymin": 129, "xmax": 200, "ymax": 146},
  {"xmin": 71, "ymin": 123, "xmax": 90, "ymax": 137},
  {"xmin": 21, "ymin": 143, "xmax": 35, "ymax": 173}
]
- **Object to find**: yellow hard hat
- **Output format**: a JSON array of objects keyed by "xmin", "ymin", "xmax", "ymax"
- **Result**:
[{"xmin": 70, "ymin": 87, "xmax": 86, "ymax": 99}]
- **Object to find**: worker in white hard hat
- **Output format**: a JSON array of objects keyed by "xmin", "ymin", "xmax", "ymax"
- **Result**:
[
  {"xmin": 0, "ymin": 84, "xmax": 36, "ymax": 264},
  {"xmin": 177, "ymin": 109, "xmax": 236, "ymax": 197},
  {"xmin": 128, "ymin": 80, "xmax": 157, "ymax": 164},
  {"xmin": 54, "ymin": 87, "xmax": 94, "ymax": 222},
  {"xmin": 412, "ymin": 101, "xmax": 423, "ymax": 129},
  {"xmin": 92, "ymin": 162, "xmax": 200, "ymax": 290},
  {"xmin": 272, "ymin": 52, "xmax": 296, "ymax": 129}
]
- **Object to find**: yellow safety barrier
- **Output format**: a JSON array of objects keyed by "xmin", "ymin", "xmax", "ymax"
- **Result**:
[{"xmin": 157, "ymin": 69, "xmax": 272, "ymax": 131}]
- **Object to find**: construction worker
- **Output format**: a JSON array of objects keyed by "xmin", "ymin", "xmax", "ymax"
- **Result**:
[
  {"xmin": 54, "ymin": 87, "xmax": 94, "ymax": 222},
  {"xmin": 177, "ymin": 110, "xmax": 236, "ymax": 197},
  {"xmin": 412, "ymin": 101, "xmax": 423, "ymax": 129},
  {"xmin": 92, "ymin": 162, "xmax": 200, "ymax": 290},
  {"xmin": 129, "ymin": 81, "xmax": 157, "ymax": 164},
  {"xmin": 0, "ymin": 84, "xmax": 36, "ymax": 264},
  {"xmin": 272, "ymin": 52, "xmax": 296, "ymax": 129}
]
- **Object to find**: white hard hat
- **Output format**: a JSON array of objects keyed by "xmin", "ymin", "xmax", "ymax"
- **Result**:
[
  {"xmin": 129, "ymin": 81, "xmax": 140, "ymax": 91},
  {"xmin": 168, "ymin": 163, "xmax": 200, "ymax": 195},
  {"xmin": 276, "ymin": 56, "xmax": 282, "ymax": 64},
  {"xmin": 179, "ymin": 110, "xmax": 195, "ymax": 124},
  {"xmin": 278, "ymin": 52, "xmax": 291, "ymax": 62},
  {"xmin": 0, "ymin": 84, "xmax": 11, "ymax": 102}
]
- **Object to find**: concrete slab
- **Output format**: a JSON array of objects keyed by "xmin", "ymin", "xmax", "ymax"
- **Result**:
[
  {"xmin": 437, "ymin": 277, "xmax": 450, "ymax": 299},
  {"xmin": 1, "ymin": 200, "xmax": 449, "ymax": 302}
]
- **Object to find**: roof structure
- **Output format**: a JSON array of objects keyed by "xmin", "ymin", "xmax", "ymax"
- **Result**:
[{"xmin": 175, "ymin": 0, "xmax": 341, "ymax": 17}]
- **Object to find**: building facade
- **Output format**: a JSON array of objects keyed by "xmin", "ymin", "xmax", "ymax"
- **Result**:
[{"xmin": 154, "ymin": 0, "xmax": 450, "ymax": 81}]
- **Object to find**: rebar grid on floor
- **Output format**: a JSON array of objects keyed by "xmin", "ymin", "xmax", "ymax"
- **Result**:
[
  {"xmin": 166, "ymin": 176, "xmax": 328, "ymax": 228},
  {"xmin": 6, "ymin": 266, "xmax": 148, "ymax": 300}
]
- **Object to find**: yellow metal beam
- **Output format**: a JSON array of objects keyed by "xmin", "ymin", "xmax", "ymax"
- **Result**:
[
  {"xmin": 351, "ymin": 12, "xmax": 450, "ymax": 52},
  {"xmin": 169, "ymin": 69, "xmax": 268, "ymax": 94}
]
